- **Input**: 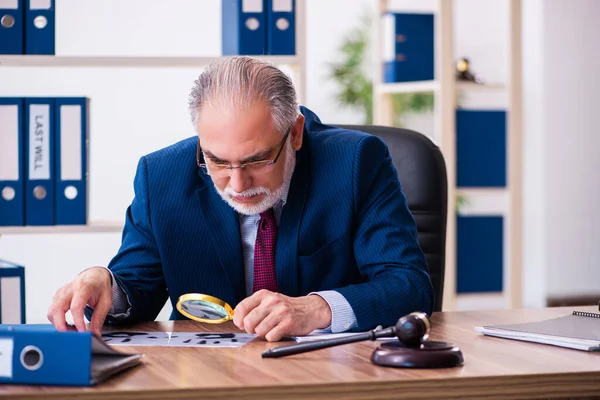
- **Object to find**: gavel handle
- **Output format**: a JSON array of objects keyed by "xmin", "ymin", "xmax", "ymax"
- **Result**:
[{"xmin": 261, "ymin": 327, "xmax": 395, "ymax": 358}]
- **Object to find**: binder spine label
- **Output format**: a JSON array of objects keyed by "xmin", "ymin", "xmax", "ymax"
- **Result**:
[
  {"xmin": 273, "ymin": 0, "xmax": 292, "ymax": 11},
  {"xmin": 382, "ymin": 14, "xmax": 395, "ymax": 62},
  {"xmin": 28, "ymin": 104, "xmax": 50, "ymax": 180},
  {"xmin": 29, "ymin": 0, "xmax": 51, "ymax": 9},
  {"xmin": 243, "ymin": 0, "xmax": 262, "ymax": 12},
  {"xmin": 0, "ymin": 338, "xmax": 14, "ymax": 378},
  {"xmin": 60, "ymin": 105, "xmax": 82, "ymax": 181},
  {"xmin": 0, "ymin": 0, "xmax": 18, "ymax": 9},
  {"xmin": 0, "ymin": 105, "xmax": 19, "ymax": 181}
]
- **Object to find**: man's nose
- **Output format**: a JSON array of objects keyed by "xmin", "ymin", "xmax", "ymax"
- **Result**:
[{"xmin": 228, "ymin": 167, "xmax": 250, "ymax": 193}]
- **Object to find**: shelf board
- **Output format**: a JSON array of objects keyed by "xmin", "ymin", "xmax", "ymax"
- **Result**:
[
  {"xmin": 0, "ymin": 221, "xmax": 123, "ymax": 235},
  {"xmin": 456, "ymin": 187, "xmax": 508, "ymax": 196},
  {"xmin": 456, "ymin": 81, "xmax": 506, "ymax": 91},
  {"xmin": 376, "ymin": 80, "xmax": 439, "ymax": 94},
  {"xmin": 456, "ymin": 188, "xmax": 508, "ymax": 216},
  {"xmin": 376, "ymin": 80, "xmax": 506, "ymax": 94},
  {"xmin": 0, "ymin": 55, "xmax": 302, "ymax": 68}
]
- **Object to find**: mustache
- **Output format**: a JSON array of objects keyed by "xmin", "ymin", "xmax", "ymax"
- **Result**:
[{"xmin": 223, "ymin": 186, "xmax": 271, "ymax": 198}]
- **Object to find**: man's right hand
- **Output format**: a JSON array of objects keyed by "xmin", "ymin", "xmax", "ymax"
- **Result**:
[{"xmin": 47, "ymin": 267, "xmax": 113, "ymax": 337}]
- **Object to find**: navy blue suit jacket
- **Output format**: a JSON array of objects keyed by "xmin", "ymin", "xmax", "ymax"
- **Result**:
[{"xmin": 102, "ymin": 107, "xmax": 435, "ymax": 331}]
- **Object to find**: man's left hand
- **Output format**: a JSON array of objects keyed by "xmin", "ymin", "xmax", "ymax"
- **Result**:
[{"xmin": 233, "ymin": 290, "xmax": 332, "ymax": 341}]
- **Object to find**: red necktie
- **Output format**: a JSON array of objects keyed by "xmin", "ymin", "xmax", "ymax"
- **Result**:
[{"xmin": 253, "ymin": 208, "xmax": 279, "ymax": 293}]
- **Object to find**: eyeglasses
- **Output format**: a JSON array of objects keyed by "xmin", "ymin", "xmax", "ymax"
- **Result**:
[{"xmin": 197, "ymin": 129, "xmax": 291, "ymax": 178}]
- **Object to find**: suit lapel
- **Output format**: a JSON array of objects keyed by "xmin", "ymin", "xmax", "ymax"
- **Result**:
[
  {"xmin": 276, "ymin": 132, "xmax": 311, "ymax": 297},
  {"xmin": 196, "ymin": 176, "xmax": 246, "ymax": 305}
]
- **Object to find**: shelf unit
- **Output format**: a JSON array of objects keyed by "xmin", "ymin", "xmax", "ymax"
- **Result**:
[
  {"xmin": 0, "ymin": 0, "xmax": 307, "ymax": 237},
  {"xmin": 372, "ymin": 0, "xmax": 523, "ymax": 311}
]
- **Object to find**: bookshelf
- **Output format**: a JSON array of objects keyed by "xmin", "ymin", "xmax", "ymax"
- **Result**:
[
  {"xmin": 0, "ymin": 0, "xmax": 308, "ymax": 237},
  {"xmin": 372, "ymin": 0, "xmax": 523, "ymax": 311}
]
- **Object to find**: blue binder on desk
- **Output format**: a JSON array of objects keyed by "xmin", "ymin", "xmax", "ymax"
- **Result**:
[
  {"xmin": 266, "ymin": 0, "xmax": 295, "ymax": 55},
  {"xmin": 0, "ymin": 98, "xmax": 25, "ymax": 226},
  {"xmin": 0, "ymin": 325, "xmax": 143, "ymax": 386},
  {"xmin": 0, "ymin": 0, "xmax": 24, "ymax": 54},
  {"xmin": 222, "ymin": 0, "xmax": 267, "ymax": 55},
  {"xmin": 55, "ymin": 97, "xmax": 89, "ymax": 225},
  {"xmin": 382, "ymin": 12, "xmax": 434, "ymax": 83},
  {"xmin": 24, "ymin": 97, "xmax": 55, "ymax": 226},
  {"xmin": 24, "ymin": 0, "xmax": 55, "ymax": 54}
]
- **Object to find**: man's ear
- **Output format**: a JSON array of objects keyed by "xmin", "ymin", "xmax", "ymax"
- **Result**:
[{"xmin": 291, "ymin": 114, "xmax": 304, "ymax": 151}]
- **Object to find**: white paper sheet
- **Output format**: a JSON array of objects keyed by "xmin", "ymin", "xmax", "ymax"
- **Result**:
[{"xmin": 101, "ymin": 331, "xmax": 257, "ymax": 348}]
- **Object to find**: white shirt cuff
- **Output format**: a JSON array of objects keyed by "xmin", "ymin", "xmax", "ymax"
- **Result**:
[{"xmin": 309, "ymin": 290, "xmax": 357, "ymax": 333}]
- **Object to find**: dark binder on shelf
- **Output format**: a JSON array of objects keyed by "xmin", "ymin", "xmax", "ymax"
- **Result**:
[
  {"xmin": 382, "ymin": 12, "xmax": 434, "ymax": 83},
  {"xmin": 55, "ymin": 97, "xmax": 89, "ymax": 225},
  {"xmin": 222, "ymin": 0, "xmax": 267, "ymax": 56},
  {"xmin": 457, "ymin": 215, "xmax": 503, "ymax": 293},
  {"xmin": 266, "ymin": 0, "xmax": 295, "ymax": 55},
  {"xmin": 456, "ymin": 109, "xmax": 507, "ymax": 187},
  {"xmin": 24, "ymin": 0, "xmax": 55, "ymax": 55},
  {"xmin": 24, "ymin": 97, "xmax": 55, "ymax": 226},
  {"xmin": 475, "ymin": 310, "xmax": 600, "ymax": 352},
  {"xmin": 0, "ymin": 97, "xmax": 25, "ymax": 226},
  {"xmin": 0, "ymin": 324, "xmax": 142, "ymax": 386},
  {"xmin": 0, "ymin": 0, "xmax": 24, "ymax": 54}
]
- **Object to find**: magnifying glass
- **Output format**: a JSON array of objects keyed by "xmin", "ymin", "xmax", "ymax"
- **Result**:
[{"xmin": 176, "ymin": 293, "xmax": 235, "ymax": 324}]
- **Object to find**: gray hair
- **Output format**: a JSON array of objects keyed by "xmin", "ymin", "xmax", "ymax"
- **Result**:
[{"xmin": 188, "ymin": 56, "xmax": 299, "ymax": 134}]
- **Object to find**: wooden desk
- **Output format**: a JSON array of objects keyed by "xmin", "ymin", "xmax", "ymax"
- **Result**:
[{"xmin": 2, "ymin": 306, "xmax": 600, "ymax": 399}]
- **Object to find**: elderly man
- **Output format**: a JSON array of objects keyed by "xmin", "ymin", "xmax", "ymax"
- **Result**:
[{"xmin": 48, "ymin": 56, "xmax": 434, "ymax": 342}]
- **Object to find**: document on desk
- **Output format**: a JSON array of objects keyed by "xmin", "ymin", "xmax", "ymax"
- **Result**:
[{"xmin": 101, "ymin": 331, "xmax": 257, "ymax": 348}]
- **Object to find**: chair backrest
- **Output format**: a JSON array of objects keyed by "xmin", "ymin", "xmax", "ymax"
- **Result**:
[{"xmin": 335, "ymin": 124, "xmax": 448, "ymax": 312}]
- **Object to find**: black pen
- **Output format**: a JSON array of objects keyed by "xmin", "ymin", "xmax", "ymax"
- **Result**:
[{"xmin": 261, "ymin": 325, "xmax": 386, "ymax": 358}]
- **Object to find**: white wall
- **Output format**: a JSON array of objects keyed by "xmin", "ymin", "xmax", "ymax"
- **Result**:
[
  {"xmin": 537, "ymin": 0, "xmax": 600, "ymax": 299},
  {"xmin": 521, "ymin": 0, "xmax": 600, "ymax": 306},
  {"xmin": 522, "ymin": 0, "xmax": 547, "ymax": 308}
]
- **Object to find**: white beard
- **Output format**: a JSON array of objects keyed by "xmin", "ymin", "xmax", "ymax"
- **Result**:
[{"xmin": 213, "ymin": 140, "xmax": 296, "ymax": 216}]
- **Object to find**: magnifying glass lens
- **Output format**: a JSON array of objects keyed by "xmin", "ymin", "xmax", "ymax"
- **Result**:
[
  {"xmin": 176, "ymin": 294, "xmax": 234, "ymax": 324},
  {"xmin": 182, "ymin": 300, "xmax": 228, "ymax": 319}
]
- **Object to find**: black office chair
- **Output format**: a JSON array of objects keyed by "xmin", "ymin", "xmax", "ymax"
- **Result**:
[{"xmin": 335, "ymin": 124, "xmax": 448, "ymax": 312}]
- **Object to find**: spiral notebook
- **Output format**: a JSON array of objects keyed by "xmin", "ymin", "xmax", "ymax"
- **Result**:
[{"xmin": 475, "ymin": 310, "xmax": 600, "ymax": 352}]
